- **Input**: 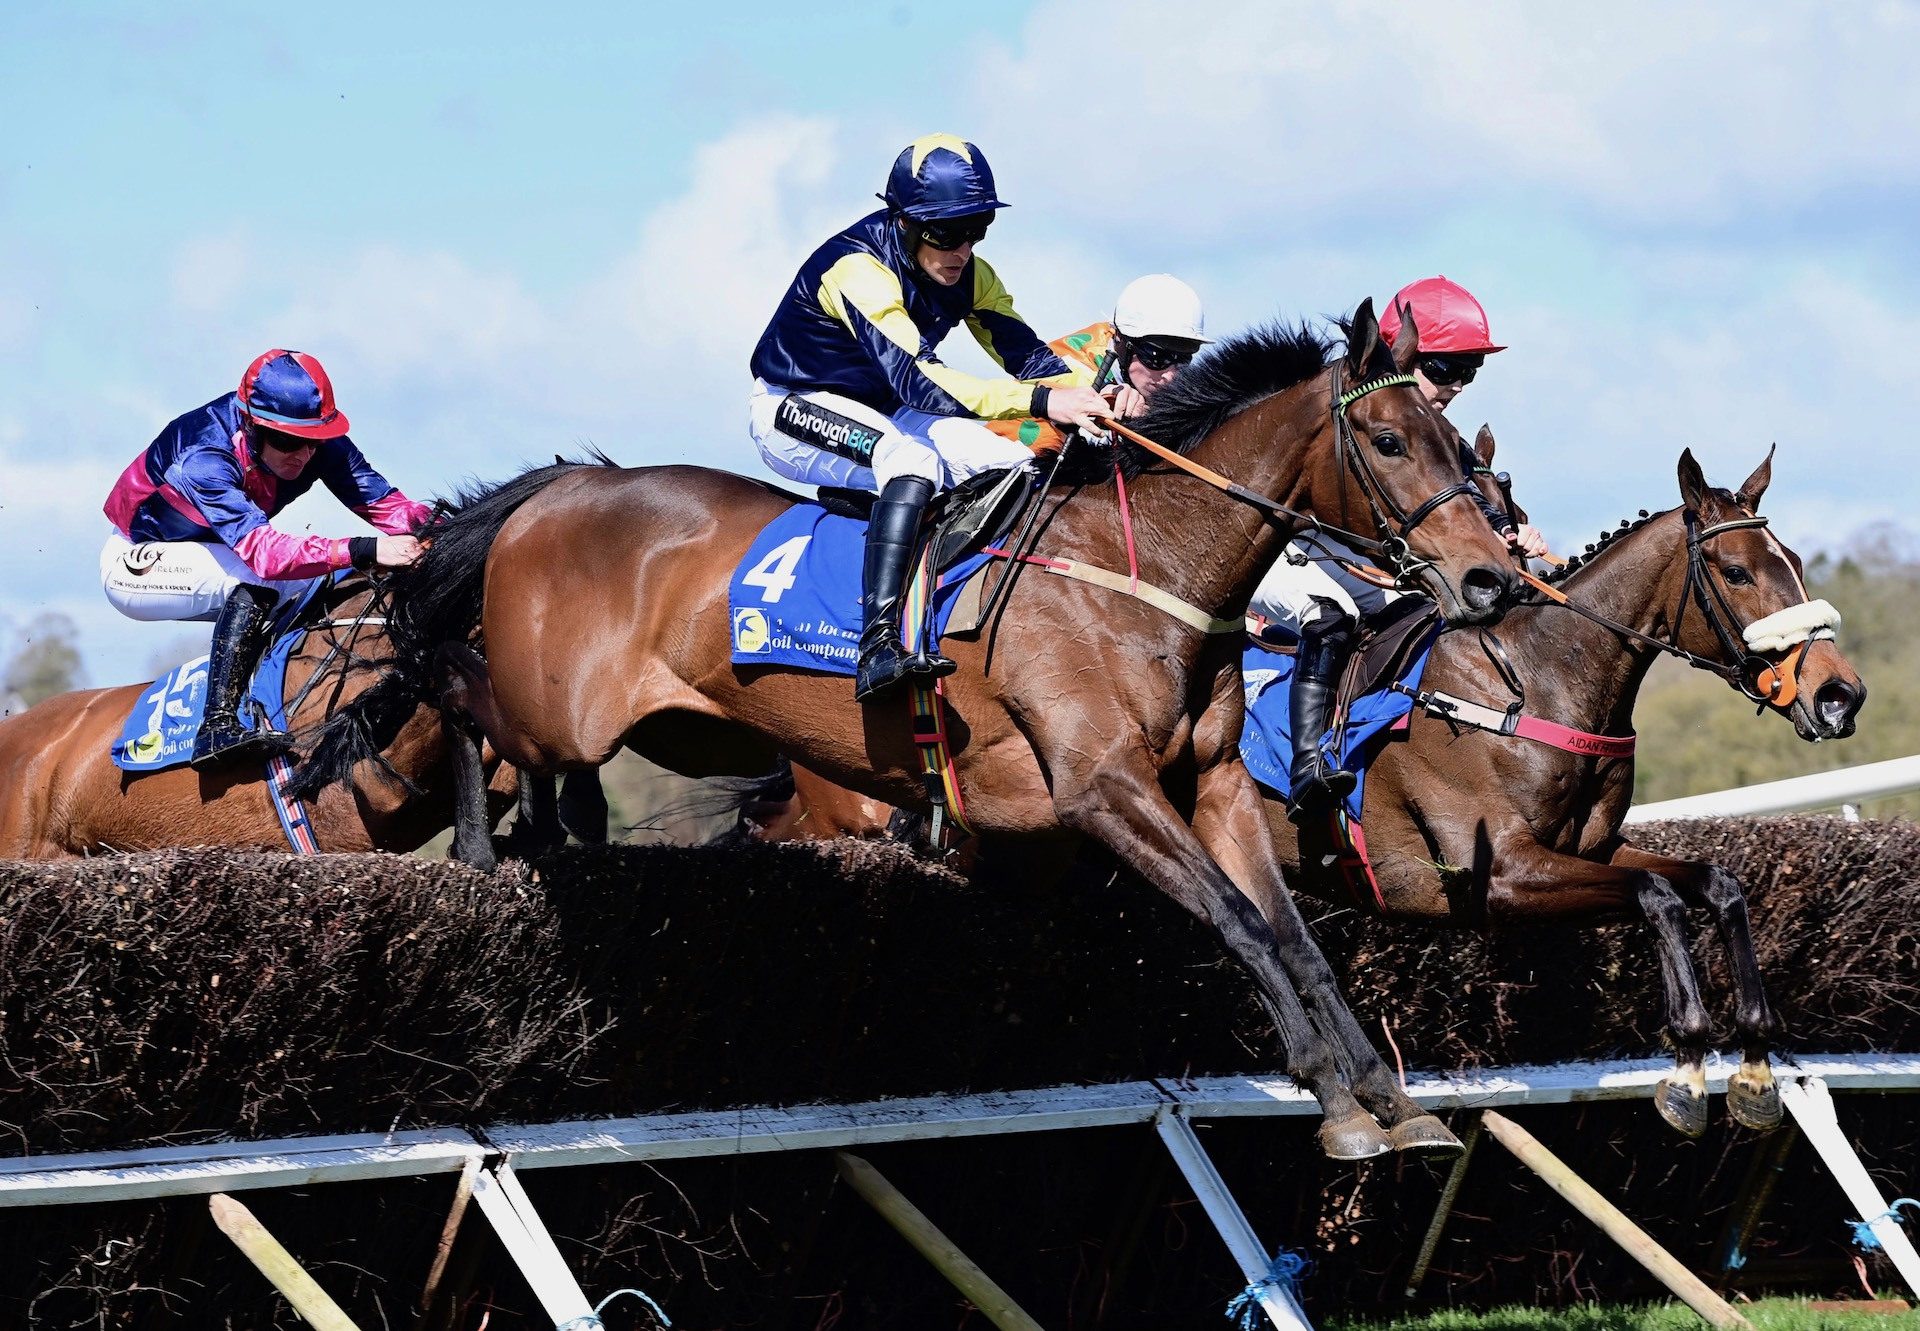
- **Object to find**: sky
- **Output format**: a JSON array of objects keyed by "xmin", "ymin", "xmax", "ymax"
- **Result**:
[{"xmin": 3, "ymin": 0, "xmax": 1918, "ymax": 684}]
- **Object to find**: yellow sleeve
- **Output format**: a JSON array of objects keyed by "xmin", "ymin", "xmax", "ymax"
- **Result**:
[{"xmin": 817, "ymin": 252, "xmax": 1037, "ymax": 419}]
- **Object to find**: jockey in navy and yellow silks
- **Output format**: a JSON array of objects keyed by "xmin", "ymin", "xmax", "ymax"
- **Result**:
[{"xmin": 748, "ymin": 134, "xmax": 1114, "ymax": 704}]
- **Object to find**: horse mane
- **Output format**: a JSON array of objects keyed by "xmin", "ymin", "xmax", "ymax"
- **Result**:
[
  {"xmin": 1061, "ymin": 321, "xmax": 1333, "ymax": 484},
  {"xmin": 1546, "ymin": 507, "xmax": 1666, "ymax": 583},
  {"xmin": 288, "ymin": 449, "xmax": 619, "ymax": 798}
]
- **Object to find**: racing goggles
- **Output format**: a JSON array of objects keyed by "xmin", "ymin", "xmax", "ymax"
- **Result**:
[
  {"xmin": 1129, "ymin": 338, "xmax": 1198, "ymax": 371},
  {"xmin": 1417, "ymin": 354, "xmax": 1484, "ymax": 387},
  {"xmin": 916, "ymin": 213, "xmax": 994, "ymax": 251}
]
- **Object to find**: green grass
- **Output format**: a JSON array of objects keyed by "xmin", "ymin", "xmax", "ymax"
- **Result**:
[{"xmin": 1330, "ymin": 1297, "xmax": 1919, "ymax": 1330}]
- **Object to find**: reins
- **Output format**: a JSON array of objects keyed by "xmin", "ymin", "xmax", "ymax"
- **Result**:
[
  {"xmin": 1515, "ymin": 513, "xmax": 1812, "ymax": 710},
  {"xmin": 1100, "ymin": 362, "xmax": 1478, "ymax": 587}
]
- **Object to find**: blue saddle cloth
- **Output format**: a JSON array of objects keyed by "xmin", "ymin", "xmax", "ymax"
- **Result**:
[
  {"xmin": 727, "ymin": 504, "xmax": 989, "ymax": 676},
  {"xmin": 1239, "ymin": 631, "xmax": 1438, "ymax": 820},
  {"xmin": 112, "ymin": 578, "xmax": 330, "ymax": 773}
]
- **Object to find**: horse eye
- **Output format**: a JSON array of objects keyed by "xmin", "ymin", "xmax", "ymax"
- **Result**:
[
  {"xmin": 1723, "ymin": 565, "xmax": 1752, "ymax": 586},
  {"xmin": 1373, "ymin": 432, "xmax": 1405, "ymax": 457}
]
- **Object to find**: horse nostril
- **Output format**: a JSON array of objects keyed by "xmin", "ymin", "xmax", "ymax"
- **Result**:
[
  {"xmin": 1816, "ymin": 680, "xmax": 1864, "ymax": 728},
  {"xmin": 1461, "ymin": 566, "xmax": 1506, "ymax": 612}
]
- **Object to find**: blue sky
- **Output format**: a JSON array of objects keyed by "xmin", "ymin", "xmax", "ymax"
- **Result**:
[{"xmin": 3, "ymin": 1, "xmax": 1918, "ymax": 682}]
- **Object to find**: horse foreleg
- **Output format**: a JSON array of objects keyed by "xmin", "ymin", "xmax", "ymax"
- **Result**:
[
  {"xmin": 1046, "ymin": 750, "xmax": 1389, "ymax": 1160},
  {"xmin": 559, "ymin": 769, "xmax": 608, "ymax": 844},
  {"xmin": 502, "ymin": 772, "xmax": 565, "ymax": 857},
  {"xmin": 1611, "ymin": 844, "xmax": 1782, "ymax": 1132},
  {"xmin": 1193, "ymin": 756, "xmax": 1460, "ymax": 1155},
  {"xmin": 1485, "ymin": 838, "xmax": 1713, "ymax": 1138}
]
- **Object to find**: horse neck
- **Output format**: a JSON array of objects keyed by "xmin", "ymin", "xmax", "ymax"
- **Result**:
[
  {"xmin": 1488, "ymin": 513, "xmax": 1689, "ymax": 733},
  {"xmin": 1077, "ymin": 380, "xmax": 1328, "ymax": 617}
]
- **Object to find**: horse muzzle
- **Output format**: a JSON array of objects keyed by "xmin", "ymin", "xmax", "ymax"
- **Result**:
[
  {"xmin": 1796, "ymin": 677, "xmax": 1865, "ymax": 741},
  {"xmin": 1420, "ymin": 562, "xmax": 1518, "ymax": 627}
]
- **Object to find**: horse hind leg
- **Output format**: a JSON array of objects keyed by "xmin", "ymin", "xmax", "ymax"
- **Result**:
[{"xmin": 438, "ymin": 706, "xmax": 498, "ymax": 872}]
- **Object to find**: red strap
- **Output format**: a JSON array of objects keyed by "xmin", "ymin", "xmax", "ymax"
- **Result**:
[
  {"xmin": 1509, "ymin": 715, "xmax": 1637, "ymax": 757},
  {"xmin": 1112, "ymin": 458, "xmax": 1139, "ymax": 594}
]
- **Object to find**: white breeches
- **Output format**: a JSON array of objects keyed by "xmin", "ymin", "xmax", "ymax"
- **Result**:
[
  {"xmin": 100, "ymin": 531, "xmax": 322, "ymax": 623},
  {"xmin": 748, "ymin": 379, "xmax": 1033, "ymax": 493},
  {"xmin": 1249, "ymin": 535, "xmax": 1402, "ymax": 633}
]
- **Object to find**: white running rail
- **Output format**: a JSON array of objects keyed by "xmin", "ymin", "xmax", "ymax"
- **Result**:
[{"xmin": 1625, "ymin": 753, "xmax": 1920, "ymax": 824}]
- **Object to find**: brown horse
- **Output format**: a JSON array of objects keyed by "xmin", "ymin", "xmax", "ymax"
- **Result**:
[
  {"xmin": 0, "ymin": 577, "xmax": 513, "ymax": 858},
  {"xmin": 299, "ymin": 306, "xmax": 1523, "ymax": 1159},
  {"xmin": 1263, "ymin": 447, "xmax": 1865, "ymax": 1137}
]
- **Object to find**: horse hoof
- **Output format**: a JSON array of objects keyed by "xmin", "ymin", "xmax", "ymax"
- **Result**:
[
  {"xmin": 1318, "ymin": 1113, "xmax": 1393, "ymax": 1161},
  {"xmin": 1654, "ymin": 1077, "xmax": 1709, "ymax": 1138},
  {"xmin": 1389, "ymin": 1115, "xmax": 1464, "ymax": 1156},
  {"xmin": 1728, "ymin": 1079, "xmax": 1784, "ymax": 1132}
]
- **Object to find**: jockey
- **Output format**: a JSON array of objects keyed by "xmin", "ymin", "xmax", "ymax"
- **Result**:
[
  {"xmin": 749, "ymin": 133, "xmax": 1113, "ymax": 703},
  {"xmin": 101, "ymin": 350, "xmax": 429, "ymax": 769},
  {"xmin": 1025, "ymin": 273, "xmax": 1210, "ymax": 423},
  {"xmin": 1250, "ymin": 276, "xmax": 1544, "ymax": 822}
]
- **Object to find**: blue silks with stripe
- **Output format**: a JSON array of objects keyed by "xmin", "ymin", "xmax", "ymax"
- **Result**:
[
  {"xmin": 1239, "ymin": 635, "xmax": 1437, "ymax": 821},
  {"xmin": 727, "ymin": 504, "xmax": 988, "ymax": 675},
  {"xmin": 112, "ymin": 577, "xmax": 331, "ymax": 773}
]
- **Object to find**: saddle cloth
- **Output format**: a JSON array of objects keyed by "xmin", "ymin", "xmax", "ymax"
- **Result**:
[
  {"xmin": 727, "ymin": 506, "xmax": 993, "ymax": 674},
  {"xmin": 112, "ymin": 577, "xmax": 330, "ymax": 773},
  {"xmin": 1240, "ymin": 605, "xmax": 1444, "ymax": 821}
]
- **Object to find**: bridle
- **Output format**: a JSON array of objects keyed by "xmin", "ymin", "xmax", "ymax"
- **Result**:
[
  {"xmin": 1102, "ymin": 359, "xmax": 1483, "ymax": 587},
  {"xmin": 1518, "ymin": 512, "xmax": 1817, "ymax": 710}
]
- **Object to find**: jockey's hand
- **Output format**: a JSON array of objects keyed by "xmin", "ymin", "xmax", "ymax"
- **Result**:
[
  {"xmin": 1045, "ymin": 385, "xmax": 1116, "ymax": 434},
  {"xmin": 375, "ymin": 534, "xmax": 426, "ymax": 570},
  {"xmin": 1506, "ymin": 523, "xmax": 1550, "ymax": 560},
  {"xmin": 1107, "ymin": 383, "xmax": 1151, "ymax": 420}
]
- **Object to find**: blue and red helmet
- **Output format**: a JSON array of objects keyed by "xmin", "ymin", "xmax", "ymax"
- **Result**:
[
  {"xmin": 882, "ymin": 134, "xmax": 1008, "ymax": 221},
  {"xmin": 238, "ymin": 349, "xmax": 351, "ymax": 439}
]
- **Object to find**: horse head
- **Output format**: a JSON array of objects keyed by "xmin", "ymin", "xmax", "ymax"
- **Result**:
[
  {"xmin": 1321, "ymin": 299, "xmax": 1520, "ymax": 626},
  {"xmin": 1672, "ymin": 447, "xmax": 1866, "ymax": 740},
  {"xmin": 1469, "ymin": 424, "xmax": 1527, "ymax": 528}
]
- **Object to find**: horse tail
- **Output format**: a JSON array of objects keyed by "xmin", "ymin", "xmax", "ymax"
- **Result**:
[{"xmin": 289, "ymin": 450, "xmax": 617, "ymax": 798}]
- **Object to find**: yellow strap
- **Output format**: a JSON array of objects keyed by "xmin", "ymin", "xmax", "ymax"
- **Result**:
[{"xmin": 1017, "ymin": 555, "xmax": 1243, "ymax": 635}]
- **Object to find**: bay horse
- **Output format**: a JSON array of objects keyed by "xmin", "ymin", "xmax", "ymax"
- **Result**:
[
  {"xmin": 1263, "ymin": 446, "xmax": 1866, "ymax": 1138},
  {"xmin": 0, "ymin": 577, "xmax": 514, "ymax": 859},
  {"xmin": 299, "ymin": 304, "xmax": 1523, "ymax": 1159}
]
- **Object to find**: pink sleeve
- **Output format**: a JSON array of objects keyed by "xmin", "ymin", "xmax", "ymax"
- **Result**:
[
  {"xmin": 356, "ymin": 490, "xmax": 433, "ymax": 535},
  {"xmin": 233, "ymin": 526, "xmax": 353, "ymax": 580}
]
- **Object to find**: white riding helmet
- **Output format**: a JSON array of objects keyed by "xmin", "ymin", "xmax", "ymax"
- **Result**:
[{"xmin": 1113, "ymin": 274, "xmax": 1210, "ymax": 344}]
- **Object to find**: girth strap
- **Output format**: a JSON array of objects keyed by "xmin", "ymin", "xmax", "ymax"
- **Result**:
[
  {"xmin": 1391, "ymin": 683, "xmax": 1637, "ymax": 758},
  {"xmin": 981, "ymin": 546, "xmax": 1243, "ymax": 636}
]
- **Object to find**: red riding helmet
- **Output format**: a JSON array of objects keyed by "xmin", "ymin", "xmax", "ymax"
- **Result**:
[
  {"xmin": 1379, "ymin": 276, "xmax": 1506, "ymax": 356},
  {"xmin": 238, "ymin": 349, "xmax": 351, "ymax": 439}
]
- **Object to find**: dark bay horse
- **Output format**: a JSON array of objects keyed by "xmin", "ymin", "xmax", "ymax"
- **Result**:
[
  {"xmin": 301, "ymin": 305, "xmax": 1522, "ymax": 1159},
  {"xmin": 1265, "ymin": 448, "xmax": 1866, "ymax": 1137},
  {"xmin": 0, "ymin": 578, "xmax": 515, "ymax": 858}
]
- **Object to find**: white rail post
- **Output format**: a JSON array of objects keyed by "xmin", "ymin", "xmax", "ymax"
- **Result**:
[
  {"xmin": 1153, "ymin": 1107, "xmax": 1314, "ymax": 1331},
  {"xmin": 469, "ymin": 1157, "xmax": 597, "ymax": 1327},
  {"xmin": 1779, "ymin": 1076, "xmax": 1920, "ymax": 1300}
]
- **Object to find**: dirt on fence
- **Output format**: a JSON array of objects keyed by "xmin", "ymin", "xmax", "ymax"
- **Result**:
[{"xmin": 1, "ymin": 816, "xmax": 1915, "ymax": 1328}]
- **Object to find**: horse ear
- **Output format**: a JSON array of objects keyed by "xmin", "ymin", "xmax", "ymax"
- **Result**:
[
  {"xmin": 1347, "ymin": 298, "xmax": 1381, "ymax": 377},
  {"xmin": 1677, "ymin": 448, "xmax": 1711, "ymax": 513},
  {"xmin": 1390, "ymin": 302, "xmax": 1421, "ymax": 373},
  {"xmin": 1736, "ymin": 444, "xmax": 1775, "ymax": 512},
  {"xmin": 1473, "ymin": 423, "xmax": 1497, "ymax": 468}
]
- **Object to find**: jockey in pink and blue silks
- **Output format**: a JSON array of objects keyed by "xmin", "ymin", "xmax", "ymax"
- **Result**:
[{"xmin": 100, "ymin": 349, "xmax": 430, "ymax": 770}]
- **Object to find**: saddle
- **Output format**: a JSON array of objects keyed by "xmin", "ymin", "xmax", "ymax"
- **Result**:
[
  {"xmin": 1250, "ymin": 595, "xmax": 1441, "ymax": 725},
  {"xmin": 819, "ymin": 466, "xmax": 1039, "ymax": 583}
]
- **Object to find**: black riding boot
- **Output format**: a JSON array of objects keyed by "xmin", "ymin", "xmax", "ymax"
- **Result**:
[
  {"xmin": 1286, "ymin": 605, "xmax": 1358, "ymax": 824},
  {"xmin": 190, "ymin": 584, "xmax": 293, "ymax": 771},
  {"xmin": 855, "ymin": 475, "xmax": 953, "ymax": 703}
]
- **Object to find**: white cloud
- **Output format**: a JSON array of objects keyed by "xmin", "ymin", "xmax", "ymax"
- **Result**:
[{"xmin": 973, "ymin": 1, "xmax": 1920, "ymax": 233}]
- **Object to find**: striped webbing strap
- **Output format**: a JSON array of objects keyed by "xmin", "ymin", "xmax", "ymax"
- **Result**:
[
  {"xmin": 902, "ymin": 547, "xmax": 972, "ymax": 846},
  {"xmin": 265, "ymin": 753, "xmax": 321, "ymax": 854},
  {"xmin": 980, "ymin": 548, "xmax": 1243, "ymax": 636}
]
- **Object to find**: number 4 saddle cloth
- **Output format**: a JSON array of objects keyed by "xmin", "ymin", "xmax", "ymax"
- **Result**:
[{"xmin": 726, "ymin": 503, "xmax": 992, "ymax": 674}]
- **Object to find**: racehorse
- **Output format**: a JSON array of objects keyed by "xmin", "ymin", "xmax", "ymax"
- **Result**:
[
  {"xmin": 0, "ymin": 577, "xmax": 514, "ymax": 859},
  {"xmin": 298, "ymin": 304, "xmax": 1524, "ymax": 1159},
  {"xmin": 1263, "ymin": 446, "xmax": 1865, "ymax": 1138}
]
